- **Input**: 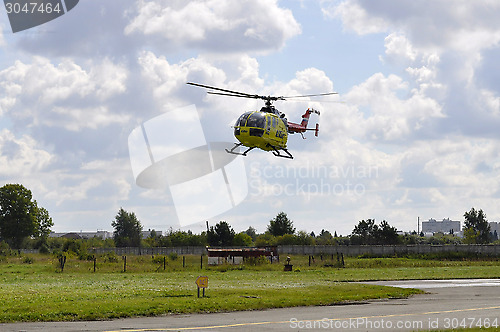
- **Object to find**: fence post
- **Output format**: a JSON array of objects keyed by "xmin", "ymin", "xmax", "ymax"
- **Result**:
[{"xmin": 59, "ymin": 255, "xmax": 66, "ymax": 272}]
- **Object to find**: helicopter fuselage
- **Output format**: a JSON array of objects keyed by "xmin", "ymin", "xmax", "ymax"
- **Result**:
[
  {"xmin": 233, "ymin": 109, "xmax": 288, "ymax": 151},
  {"xmin": 186, "ymin": 81, "xmax": 331, "ymax": 159}
]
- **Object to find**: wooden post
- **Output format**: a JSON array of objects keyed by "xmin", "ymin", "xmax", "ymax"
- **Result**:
[
  {"xmin": 123, "ymin": 255, "xmax": 127, "ymax": 272},
  {"xmin": 183, "ymin": 256, "xmax": 185, "ymax": 268},
  {"xmin": 308, "ymin": 255, "xmax": 311, "ymax": 266},
  {"xmin": 200, "ymin": 255, "xmax": 203, "ymax": 269},
  {"xmin": 93, "ymin": 256, "xmax": 96, "ymax": 273},
  {"xmin": 59, "ymin": 255, "xmax": 66, "ymax": 272},
  {"xmin": 164, "ymin": 256, "xmax": 166, "ymax": 270}
]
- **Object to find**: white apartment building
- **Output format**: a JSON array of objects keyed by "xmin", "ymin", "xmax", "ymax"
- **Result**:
[{"xmin": 421, "ymin": 218, "xmax": 461, "ymax": 234}]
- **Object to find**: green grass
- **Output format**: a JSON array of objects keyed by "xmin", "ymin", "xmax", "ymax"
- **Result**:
[{"xmin": 0, "ymin": 254, "xmax": 499, "ymax": 323}]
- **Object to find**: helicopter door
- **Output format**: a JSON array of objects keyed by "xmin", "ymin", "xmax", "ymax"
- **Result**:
[{"xmin": 265, "ymin": 116, "xmax": 271, "ymax": 134}]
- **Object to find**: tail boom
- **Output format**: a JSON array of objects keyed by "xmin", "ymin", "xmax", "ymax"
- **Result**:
[{"xmin": 288, "ymin": 108, "xmax": 320, "ymax": 136}]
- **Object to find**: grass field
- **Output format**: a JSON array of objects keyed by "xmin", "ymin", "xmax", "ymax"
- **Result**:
[{"xmin": 0, "ymin": 253, "xmax": 499, "ymax": 323}]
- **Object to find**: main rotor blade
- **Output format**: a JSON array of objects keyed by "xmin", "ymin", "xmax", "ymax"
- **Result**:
[
  {"xmin": 285, "ymin": 98, "xmax": 345, "ymax": 103},
  {"xmin": 283, "ymin": 92, "xmax": 338, "ymax": 98},
  {"xmin": 188, "ymin": 82, "xmax": 325, "ymax": 102},
  {"xmin": 187, "ymin": 82, "xmax": 255, "ymax": 98},
  {"xmin": 207, "ymin": 92, "xmax": 261, "ymax": 99}
]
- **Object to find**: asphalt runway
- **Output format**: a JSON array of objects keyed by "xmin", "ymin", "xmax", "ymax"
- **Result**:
[{"xmin": 2, "ymin": 279, "xmax": 499, "ymax": 332}]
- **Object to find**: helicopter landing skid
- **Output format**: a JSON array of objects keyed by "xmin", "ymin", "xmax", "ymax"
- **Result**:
[
  {"xmin": 225, "ymin": 143, "xmax": 256, "ymax": 156},
  {"xmin": 270, "ymin": 145, "xmax": 294, "ymax": 159}
]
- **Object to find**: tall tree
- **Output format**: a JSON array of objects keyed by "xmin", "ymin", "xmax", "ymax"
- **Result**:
[
  {"xmin": 207, "ymin": 221, "xmax": 235, "ymax": 246},
  {"xmin": 267, "ymin": 212, "xmax": 295, "ymax": 236},
  {"xmin": 245, "ymin": 226, "xmax": 257, "ymax": 241},
  {"xmin": 111, "ymin": 208, "xmax": 143, "ymax": 247},
  {"xmin": 351, "ymin": 219, "xmax": 378, "ymax": 244},
  {"xmin": 0, "ymin": 184, "xmax": 53, "ymax": 248},
  {"xmin": 207, "ymin": 221, "xmax": 235, "ymax": 247},
  {"xmin": 233, "ymin": 232, "xmax": 253, "ymax": 246},
  {"xmin": 35, "ymin": 204, "xmax": 53, "ymax": 239},
  {"xmin": 377, "ymin": 220, "xmax": 400, "ymax": 245},
  {"xmin": 316, "ymin": 229, "xmax": 335, "ymax": 245},
  {"xmin": 351, "ymin": 219, "xmax": 399, "ymax": 245},
  {"xmin": 463, "ymin": 208, "xmax": 491, "ymax": 244}
]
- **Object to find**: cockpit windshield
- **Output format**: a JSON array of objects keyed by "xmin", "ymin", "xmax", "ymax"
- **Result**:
[
  {"xmin": 246, "ymin": 112, "xmax": 266, "ymax": 128},
  {"xmin": 235, "ymin": 111, "xmax": 252, "ymax": 127}
]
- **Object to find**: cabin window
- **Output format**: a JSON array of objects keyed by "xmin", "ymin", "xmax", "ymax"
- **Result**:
[
  {"xmin": 247, "ymin": 112, "xmax": 265, "ymax": 128},
  {"xmin": 249, "ymin": 128, "xmax": 264, "ymax": 137}
]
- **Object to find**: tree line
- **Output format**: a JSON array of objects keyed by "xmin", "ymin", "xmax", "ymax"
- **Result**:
[
  {"xmin": 90, "ymin": 208, "xmax": 500, "ymax": 248},
  {"xmin": 1, "ymin": 184, "xmax": 499, "ymax": 251}
]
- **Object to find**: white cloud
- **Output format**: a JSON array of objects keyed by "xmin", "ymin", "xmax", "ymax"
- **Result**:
[
  {"xmin": 325, "ymin": 0, "xmax": 500, "ymax": 141},
  {"xmin": 324, "ymin": 0, "xmax": 387, "ymax": 35},
  {"xmin": 383, "ymin": 33, "xmax": 417, "ymax": 63},
  {"xmin": 0, "ymin": 130, "xmax": 53, "ymax": 177},
  {"xmin": 344, "ymin": 73, "xmax": 443, "ymax": 141},
  {"xmin": 286, "ymin": 68, "xmax": 335, "ymax": 95},
  {"xmin": 44, "ymin": 158, "xmax": 132, "ymax": 206},
  {"xmin": 125, "ymin": 0, "xmax": 301, "ymax": 53},
  {"xmin": 329, "ymin": 1, "xmax": 500, "ymax": 83},
  {"xmin": 0, "ymin": 56, "xmax": 129, "ymax": 131},
  {"xmin": 326, "ymin": 1, "xmax": 500, "ymax": 51}
]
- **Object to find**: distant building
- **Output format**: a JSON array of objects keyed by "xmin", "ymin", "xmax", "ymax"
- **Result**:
[
  {"xmin": 50, "ymin": 230, "xmax": 112, "ymax": 239},
  {"xmin": 141, "ymin": 230, "xmax": 162, "ymax": 239},
  {"xmin": 489, "ymin": 222, "xmax": 500, "ymax": 233},
  {"xmin": 490, "ymin": 222, "xmax": 499, "ymax": 240},
  {"xmin": 50, "ymin": 230, "xmax": 163, "ymax": 240},
  {"xmin": 421, "ymin": 218, "xmax": 460, "ymax": 234}
]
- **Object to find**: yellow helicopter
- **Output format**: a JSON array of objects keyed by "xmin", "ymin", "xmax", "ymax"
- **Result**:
[{"xmin": 187, "ymin": 82, "xmax": 337, "ymax": 159}]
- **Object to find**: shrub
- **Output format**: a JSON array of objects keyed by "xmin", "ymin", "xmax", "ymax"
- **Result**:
[
  {"xmin": 245, "ymin": 256, "xmax": 270, "ymax": 266},
  {"xmin": 0, "ymin": 241, "xmax": 12, "ymax": 256},
  {"xmin": 23, "ymin": 256, "xmax": 33, "ymax": 264},
  {"xmin": 38, "ymin": 243, "xmax": 50, "ymax": 254},
  {"xmin": 152, "ymin": 255, "xmax": 165, "ymax": 264},
  {"xmin": 102, "ymin": 252, "xmax": 119, "ymax": 263}
]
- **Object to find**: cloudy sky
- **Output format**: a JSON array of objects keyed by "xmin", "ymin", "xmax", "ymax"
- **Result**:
[{"xmin": 1, "ymin": 0, "xmax": 500, "ymax": 236}]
